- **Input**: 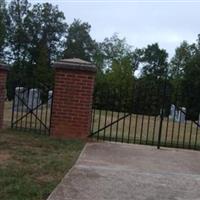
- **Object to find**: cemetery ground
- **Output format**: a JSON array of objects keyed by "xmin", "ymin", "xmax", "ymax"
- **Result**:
[
  {"xmin": 92, "ymin": 110, "xmax": 200, "ymax": 148},
  {"xmin": 2, "ymin": 101, "xmax": 200, "ymax": 200},
  {"xmin": 0, "ymin": 129, "xmax": 85, "ymax": 200}
]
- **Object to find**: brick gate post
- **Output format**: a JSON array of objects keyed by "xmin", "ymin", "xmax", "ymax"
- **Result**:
[
  {"xmin": 0, "ymin": 63, "xmax": 8, "ymax": 130},
  {"xmin": 50, "ymin": 58, "xmax": 96, "ymax": 139}
]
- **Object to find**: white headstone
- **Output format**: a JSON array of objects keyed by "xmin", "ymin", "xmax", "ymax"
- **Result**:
[
  {"xmin": 169, "ymin": 104, "xmax": 186, "ymax": 123},
  {"xmin": 14, "ymin": 87, "xmax": 28, "ymax": 111},
  {"xmin": 179, "ymin": 107, "xmax": 186, "ymax": 122},
  {"xmin": 28, "ymin": 89, "xmax": 41, "ymax": 110},
  {"xmin": 169, "ymin": 104, "xmax": 176, "ymax": 120},
  {"xmin": 175, "ymin": 109, "xmax": 179, "ymax": 122},
  {"xmin": 48, "ymin": 90, "xmax": 53, "ymax": 105}
]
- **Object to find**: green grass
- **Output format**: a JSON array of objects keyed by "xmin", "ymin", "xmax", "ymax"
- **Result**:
[{"xmin": 0, "ymin": 129, "xmax": 85, "ymax": 200}]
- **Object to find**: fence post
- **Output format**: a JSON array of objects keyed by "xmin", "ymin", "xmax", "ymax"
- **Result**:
[
  {"xmin": 50, "ymin": 58, "xmax": 96, "ymax": 139},
  {"xmin": 0, "ymin": 63, "xmax": 8, "ymax": 130},
  {"xmin": 157, "ymin": 78, "xmax": 167, "ymax": 149}
]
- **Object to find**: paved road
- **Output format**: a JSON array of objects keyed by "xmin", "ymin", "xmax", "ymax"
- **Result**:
[{"xmin": 48, "ymin": 142, "xmax": 200, "ymax": 200}]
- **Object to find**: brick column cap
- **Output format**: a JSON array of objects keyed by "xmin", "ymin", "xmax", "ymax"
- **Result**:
[
  {"xmin": 0, "ymin": 63, "xmax": 9, "ymax": 71},
  {"xmin": 53, "ymin": 58, "xmax": 96, "ymax": 73}
]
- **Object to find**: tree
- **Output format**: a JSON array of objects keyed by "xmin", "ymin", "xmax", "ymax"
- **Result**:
[
  {"xmin": 25, "ymin": 2, "xmax": 67, "ymax": 64},
  {"xmin": 64, "ymin": 19, "xmax": 96, "ymax": 61},
  {"xmin": 24, "ymin": 2, "xmax": 67, "ymax": 88},
  {"xmin": 97, "ymin": 34, "xmax": 138, "ymax": 72},
  {"xmin": 35, "ymin": 39, "xmax": 53, "ymax": 90},
  {"xmin": 169, "ymin": 41, "xmax": 196, "ymax": 80},
  {"xmin": 140, "ymin": 43, "xmax": 168, "ymax": 79},
  {"xmin": 182, "ymin": 53, "xmax": 200, "ymax": 120},
  {"xmin": 6, "ymin": 0, "xmax": 31, "ymax": 99},
  {"xmin": 131, "ymin": 44, "xmax": 169, "ymax": 115},
  {"xmin": 7, "ymin": 0, "xmax": 30, "ymax": 64},
  {"xmin": 109, "ymin": 56, "xmax": 134, "ymax": 110},
  {"xmin": 94, "ymin": 56, "xmax": 134, "ymax": 112},
  {"xmin": 93, "ymin": 34, "xmax": 141, "ymax": 111},
  {"xmin": 179, "ymin": 37, "xmax": 200, "ymax": 120},
  {"xmin": 168, "ymin": 35, "xmax": 200, "ymax": 120},
  {"xmin": 7, "ymin": 0, "xmax": 67, "ymax": 99},
  {"xmin": 0, "ymin": 0, "xmax": 7, "ymax": 61}
]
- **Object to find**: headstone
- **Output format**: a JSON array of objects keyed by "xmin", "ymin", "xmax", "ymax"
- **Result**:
[
  {"xmin": 14, "ymin": 87, "xmax": 28, "ymax": 111},
  {"xmin": 179, "ymin": 107, "xmax": 186, "ymax": 122},
  {"xmin": 48, "ymin": 90, "xmax": 53, "ymax": 105},
  {"xmin": 169, "ymin": 104, "xmax": 176, "ymax": 120},
  {"xmin": 169, "ymin": 104, "xmax": 186, "ymax": 122},
  {"xmin": 27, "ymin": 89, "xmax": 41, "ymax": 110},
  {"xmin": 175, "ymin": 109, "xmax": 179, "ymax": 122},
  {"xmin": 176, "ymin": 107, "xmax": 186, "ymax": 123}
]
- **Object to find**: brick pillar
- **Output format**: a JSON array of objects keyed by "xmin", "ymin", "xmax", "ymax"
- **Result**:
[
  {"xmin": 50, "ymin": 58, "xmax": 96, "ymax": 139},
  {"xmin": 0, "ymin": 64, "xmax": 8, "ymax": 130}
]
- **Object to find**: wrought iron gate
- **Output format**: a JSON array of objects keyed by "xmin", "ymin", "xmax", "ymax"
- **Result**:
[
  {"xmin": 90, "ymin": 78, "xmax": 200, "ymax": 150},
  {"xmin": 11, "ymin": 85, "xmax": 53, "ymax": 134}
]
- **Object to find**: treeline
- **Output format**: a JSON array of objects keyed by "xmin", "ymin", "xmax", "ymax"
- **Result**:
[{"xmin": 1, "ymin": 0, "xmax": 200, "ymax": 119}]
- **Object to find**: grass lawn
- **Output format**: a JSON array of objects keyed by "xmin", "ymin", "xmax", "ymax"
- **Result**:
[
  {"xmin": 0, "ymin": 129, "xmax": 85, "ymax": 200},
  {"xmin": 3, "ymin": 101, "xmax": 12, "ymax": 128}
]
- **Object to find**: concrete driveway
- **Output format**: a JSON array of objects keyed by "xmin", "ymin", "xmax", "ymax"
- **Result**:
[{"xmin": 48, "ymin": 142, "xmax": 200, "ymax": 200}]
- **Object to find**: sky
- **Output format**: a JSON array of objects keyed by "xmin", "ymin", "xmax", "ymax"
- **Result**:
[{"xmin": 14, "ymin": 0, "xmax": 200, "ymax": 59}]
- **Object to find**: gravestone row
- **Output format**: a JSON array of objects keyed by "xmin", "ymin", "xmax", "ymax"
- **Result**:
[
  {"xmin": 14, "ymin": 87, "xmax": 53, "ymax": 111},
  {"xmin": 169, "ymin": 105, "xmax": 200, "ymax": 125},
  {"xmin": 13, "ymin": 86, "xmax": 199, "ymax": 124},
  {"xmin": 169, "ymin": 104, "xmax": 186, "ymax": 123}
]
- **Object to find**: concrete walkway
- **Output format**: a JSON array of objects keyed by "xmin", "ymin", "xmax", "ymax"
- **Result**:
[{"xmin": 48, "ymin": 142, "xmax": 200, "ymax": 200}]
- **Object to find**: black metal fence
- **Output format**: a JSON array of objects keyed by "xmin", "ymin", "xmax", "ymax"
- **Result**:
[
  {"xmin": 90, "ymin": 78, "xmax": 200, "ymax": 150},
  {"xmin": 11, "ymin": 83, "xmax": 53, "ymax": 134}
]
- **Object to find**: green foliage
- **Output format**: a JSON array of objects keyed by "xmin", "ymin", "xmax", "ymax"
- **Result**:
[
  {"xmin": 6, "ymin": 0, "xmax": 66, "ymax": 99},
  {"xmin": 169, "ymin": 41, "xmax": 196, "ymax": 80},
  {"xmin": 168, "ymin": 35, "xmax": 200, "ymax": 120},
  {"xmin": 35, "ymin": 39, "xmax": 54, "ymax": 101},
  {"xmin": 93, "ymin": 35, "xmax": 140, "ymax": 112},
  {"xmin": 24, "ymin": 2, "xmax": 67, "ymax": 63},
  {"xmin": 140, "ymin": 43, "xmax": 168, "ymax": 79},
  {"xmin": 0, "ymin": 0, "xmax": 7, "ymax": 61},
  {"xmin": 182, "ymin": 52, "xmax": 200, "ymax": 120},
  {"xmin": 7, "ymin": 0, "xmax": 30, "ymax": 63},
  {"xmin": 134, "ymin": 76, "xmax": 172, "ymax": 116},
  {"xmin": 107, "ymin": 57, "xmax": 134, "ymax": 110},
  {"xmin": 96, "ymin": 34, "xmax": 138, "ymax": 72},
  {"xmin": 64, "ymin": 19, "xmax": 96, "ymax": 61}
]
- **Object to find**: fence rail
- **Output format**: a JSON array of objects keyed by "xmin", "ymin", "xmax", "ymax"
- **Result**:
[{"xmin": 90, "ymin": 79, "xmax": 200, "ymax": 150}]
